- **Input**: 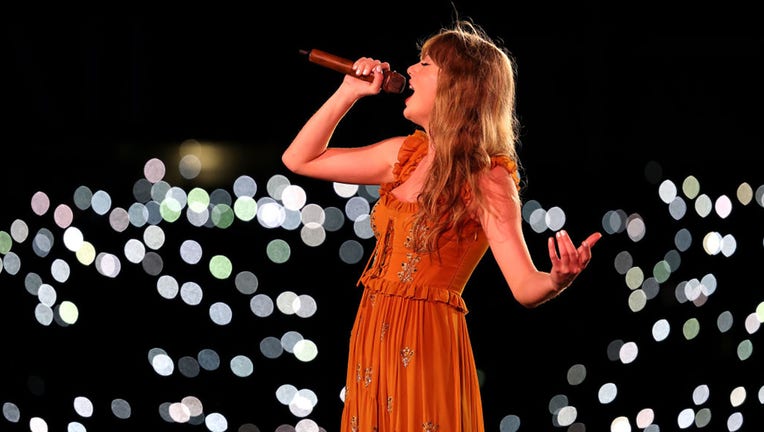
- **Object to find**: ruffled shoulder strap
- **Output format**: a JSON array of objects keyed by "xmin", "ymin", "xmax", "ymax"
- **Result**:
[
  {"xmin": 490, "ymin": 154, "xmax": 522, "ymax": 190},
  {"xmin": 378, "ymin": 130, "xmax": 429, "ymax": 198}
]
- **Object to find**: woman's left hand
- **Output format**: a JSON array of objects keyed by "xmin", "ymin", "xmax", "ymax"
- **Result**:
[{"xmin": 548, "ymin": 230, "xmax": 602, "ymax": 290}]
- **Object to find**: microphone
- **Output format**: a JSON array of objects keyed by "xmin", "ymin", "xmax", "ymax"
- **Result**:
[{"xmin": 298, "ymin": 48, "xmax": 407, "ymax": 94}]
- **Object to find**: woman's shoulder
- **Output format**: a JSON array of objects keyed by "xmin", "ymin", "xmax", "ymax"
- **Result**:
[
  {"xmin": 486, "ymin": 155, "xmax": 521, "ymax": 190},
  {"xmin": 378, "ymin": 131, "xmax": 429, "ymax": 195},
  {"xmin": 396, "ymin": 129, "xmax": 427, "ymax": 158}
]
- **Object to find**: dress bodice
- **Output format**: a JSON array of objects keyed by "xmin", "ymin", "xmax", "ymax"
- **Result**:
[{"xmin": 357, "ymin": 130, "xmax": 519, "ymax": 312}]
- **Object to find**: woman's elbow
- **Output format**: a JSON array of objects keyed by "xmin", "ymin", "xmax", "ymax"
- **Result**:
[
  {"xmin": 509, "ymin": 288, "xmax": 546, "ymax": 309},
  {"xmin": 281, "ymin": 153, "xmax": 301, "ymax": 174}
]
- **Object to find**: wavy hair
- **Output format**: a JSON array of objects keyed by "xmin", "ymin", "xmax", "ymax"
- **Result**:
[{"xmin": 412, "ymin": 20, "xmax": 522, "ymax": 253}]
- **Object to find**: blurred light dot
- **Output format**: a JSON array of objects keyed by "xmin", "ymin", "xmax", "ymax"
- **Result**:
[
  {"xmin": 693, "ymin": 385, "xmax": 710, "ymax": 405},
  {"xmin": 333, "ymin": 182, "xmax": 359, "ymax": 198},
  {"xmin": 301, "ymin": 203, "xmax": 325, "ymax": 225},
  {"xmin": 736, "ymin": 182, "xmax": 752, "ymax": 205},
  {"xmin": 695, "ymin": 408, "xmax": 711, "ymax": 428},
  {"xmin": 499, "ymin": 415, "xmax": 520, "ymax": 432},
  {"xmin": 144, "ymin": 158, "xmax": 166, "ymax": 183},
  {"xmin": 233, "ymin": 174, "xmax": 257, "ymax": 197},
  {"xmin": 188, "ymin": 187, "xmax": 211, "ymax": 213},
  {"xmin": 198, "ymin": 349, "xmax": 221, "ymax": 371},
  {"xmin": 659, "ymin": 179, "xmax": 677, "ymax": 203},
  {"xmin": 353, "ymin": 215, "xmax": 374, "ymax": 239},
  {"xmin": 682, "ymin": 318, "xmax": 700, "ymax": 340},
  {"xmin": 715, "ymin": 194, "xmax": 732, "ymax": 218},
  {"xmin": 721, "ymin": 233, "xmax": 737, "ymax": 257},
  {"xmin": 179, "ymin": 154, "xmax": 202, "ymax": 180},
  {"xmin": 75, "ymin": 241, "xmax": 96, "ymax": 266},
  {"xmin": 258, "ymin": 200, "xmax": 286, "ymax": 228},
  {"xmin": 702, "ymin": 232, "xmax": 723, "ymax": 255},
  {"xmin": 251, "ymin": 294, "xmax": 274, "ymax": 317},
  {"xmin": 545, "ymin": 206, "xmax": 565, "ymax": 231},
  {"xmin": 727, "ymin": 412, "xmax": 743, "ymax": 431},
  {"xmin": 682, "ymin": 175, "xmax": 700, "ymax": 199},
  {"xmin": 554, "ymin": 405, "xmax": 577, "ymax": 427},
  {"xmin": 293, "ymin": 339, "xmax": 318, "ymax": 362},
  {"xmin": 109, "ymin": 207, "xmax": 130, "ymax": 232},
  {"xmin": 606, "ymin": 339, "xmax": 623, "ymax": 361},
  {"xmin": 209, "ymin": 302, "xmax": 233, "ymax": 325},
  {"xmin": 626, "ymin": 213, "xmax": 646, "ymax": 242},
  {"xmin": 58, "ymin": 301, "xmax": 79, "ymax": 325},
  {"xmin": 597, "ymin": 382, "xmax": 617, "ymax": 404},
  {"xmin": 339, "ymin": 240, "xmax": 365, "ymax": 264},
  {"xmin": 628, "ymin": 290, "xmax": 647, "ymax": 312},
  {"xmin": 652, "ymin": 319, "xmax": 670, "ymax": 342},
  {"xmin": 324, "ymin": 206, "xmax": 345, "ymax": 231},
  {"xmin": 610, "ymin": 415, "xmax": 630, "ymax": 432},
  {"xmin": 282, "ymin": 185, "xmax": 307, "ymax": 211},
  {"xmin": 668, "ymin": 196, "xmax": 687, "ymax": 220},
  {"xmin": 674, "ymin": 228, "xmax": 692, "ymax": 252},
  {"xmin": 566, "ymin": 364, "xmax": 586, "ymax": 385},
  {"xmin": 737, "ymin": 339, "xmax": 753, "ymax": 361},
  {"xmin": 625, "ymin": 266, "xmax": 644, "ymax": 290},
  {"xmin": 73, "ymin": 186, "xmax": 93, "ymax": 210},
  {"xmin": 345, "ymin": 196, "xmax": 370, "ymax": 222},
  {"xmin": 209, "ymin": 255, "xmax": 233, "ymax": 279},
  {"xmin": 31, "ymin": 191, "xmax": 50, "ymax": 216},
  {"xmin": 180, "ymin": 281, "xmax": 203, "ymax": 306},
  {"xmin": 111, "ymin": 398, "xmax": 131, "ymax": 420},
  {"xmin": 695, "ymin": 194, "xmax": 712, "ymax": 217},
  {"xmin": 54, "ymin": 204, "xmax": 74, "ymax": 229},
  {"xmin": 157, "ymin": 274, "xmax": 179, "ymax": 299},
  {"xmin": 91, "ymin": 190, "xmax": 112, "ymax": 216},
  {"xmin": 267, "ymin": 239, "xmax": 291, "ymax": 264},
  {"xmin": 276, "ymin": 384, "xmax": 298, "ymax": 405},
  {"xmin": 261, "ymin": 336, "xmax": 284, "ymax": 359},
  {"xmin": 602, "ymin": 209, "xmax": 627, "ymax": 235},
  {"xmin": 529, "ymin": 208, "xmax": 547, "ymax": 233},
  {"xmin": 267, "ymin": 174, "xmax": 291, "ymax": 200},
  {"xmin": 151, "ymin": 353, "xmax": 174, "ymax": 376},
  {"xmin": 234, "ymin": 196, "xmax": 258, "ymax": 222},
  {"xmin": 613, "ymin": 251, "xmax": 633, "ymax": 275},
  {"xmin": 235, "ymin": 271, "xmax": 259, "ymax": 295},
  {"xmin": 301, "ymin": 222, "xmax": 326, "ymax": 247},
  {"xmin": 677, "ymin": 408, "xmax": 695, "ymax": 429},
  {"xmin": 211, "ymin": 204, "xmax": 235, "ymax": 228},
  {"xmin": 230, "ymin": 355, "xmax": 254, "ymax": 377},
  {"xmin": 619, "ymin": 341, "xmax": 638, "ymax": 364},
  {"xmin": 204, "ymin": 412, "xmax": 228, "ymax": 432},
  {"xmin": 636, "ymin": 408, "xmax": 655, "ymax": 428}
]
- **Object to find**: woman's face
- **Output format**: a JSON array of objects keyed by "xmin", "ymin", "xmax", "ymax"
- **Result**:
[{"xmin": 403, "ymin": 55, "xmax": 439, "ymax": 131}]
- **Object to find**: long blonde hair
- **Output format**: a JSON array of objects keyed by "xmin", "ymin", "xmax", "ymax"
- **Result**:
[{"xmin": 412, "ymin": 20, "xmax": 522, "ymax": 253}]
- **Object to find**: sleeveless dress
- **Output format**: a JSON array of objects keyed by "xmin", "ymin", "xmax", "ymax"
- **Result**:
[{"xmin": 340, "ymin": 130, "xmax": 520, "ymax": 432}]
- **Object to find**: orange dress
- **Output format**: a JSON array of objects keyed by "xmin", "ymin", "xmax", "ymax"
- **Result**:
[{"xmin": 340, "ymin": 130, "xmax": 520, "ymax": 431}]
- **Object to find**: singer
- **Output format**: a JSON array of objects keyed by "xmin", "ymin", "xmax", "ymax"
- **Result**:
[{"xmin": 282, "ymin": 19, "xmax": 602, "ymax": 431}]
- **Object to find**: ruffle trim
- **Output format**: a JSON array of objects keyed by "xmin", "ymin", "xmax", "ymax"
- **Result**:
[
  {"xmin": 376, "ymin": 129, "xmax": 429, "ymax": 212},
  {"xmin": 378, "ymin": 130, "xmax": 521, "ymax": 207},
  {"xmin": 361, "ymin": 276, "xmax": 468, "ymax": 314}
]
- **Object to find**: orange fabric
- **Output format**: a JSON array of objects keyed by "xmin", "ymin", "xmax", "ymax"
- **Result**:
[{"xmin": 340, "ymin": 130, "xmax": 520, "ymax": 431}]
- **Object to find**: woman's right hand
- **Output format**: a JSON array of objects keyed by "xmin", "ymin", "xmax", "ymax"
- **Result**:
[{"xmin": 341, "ymin": 57, "xmax": 390, "ymax": 97}]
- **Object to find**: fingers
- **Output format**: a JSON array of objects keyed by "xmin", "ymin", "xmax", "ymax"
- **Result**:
[
  {"xmin": 352, "ymin": 57, "xmax": 390, "ymax": 77},
  {"xmin": 551, "ymin": 230, "xmax": 601, "ymax": 269},
  {"xmin": 584, "ymin": 232, "xmax": 603, "ymax": 248},
  {"xmin": 547, "ymin": 235, "xmax": 559, "ymax": 263}
]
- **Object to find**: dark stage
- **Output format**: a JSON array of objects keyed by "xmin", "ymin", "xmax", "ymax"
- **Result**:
[{"xmin": 2, "ymin": 4, "xmax": 763, "ymax": 431}]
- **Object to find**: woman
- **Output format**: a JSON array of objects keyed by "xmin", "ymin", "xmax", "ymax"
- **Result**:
[{"xmin": 282, "ymin": 19, "xmax": 601, "ymax": 432}]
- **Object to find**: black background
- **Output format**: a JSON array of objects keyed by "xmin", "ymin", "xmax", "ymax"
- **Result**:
[{"xmin": 2, "ymin": 3, "xmax": 763, "ymax": 431}]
